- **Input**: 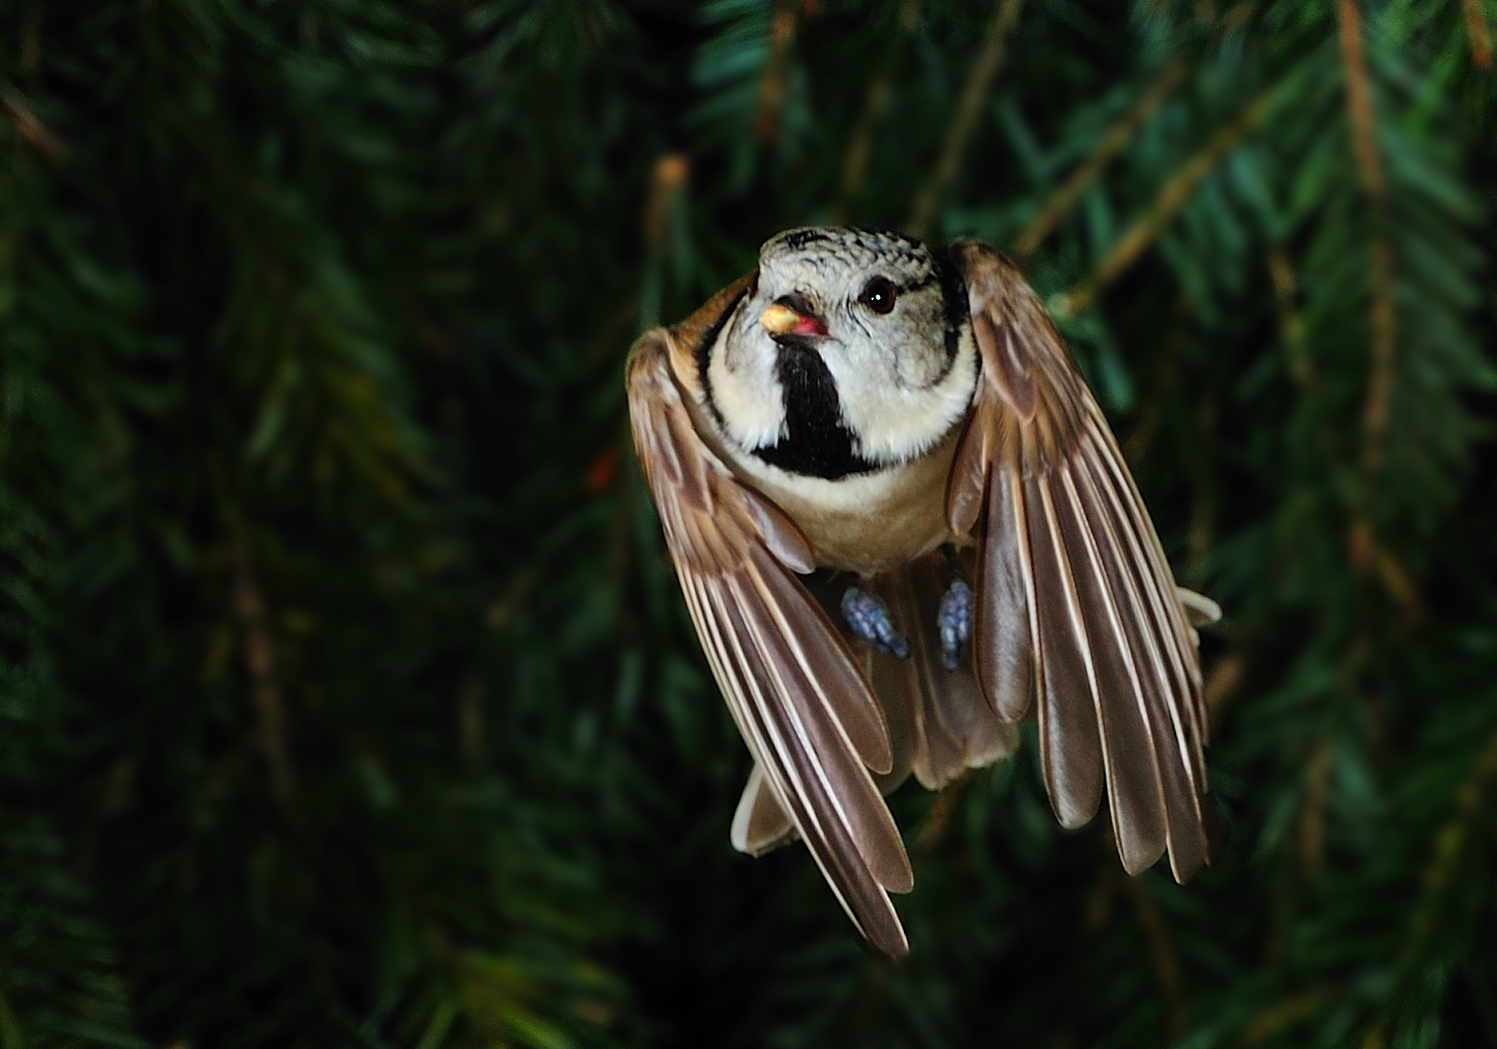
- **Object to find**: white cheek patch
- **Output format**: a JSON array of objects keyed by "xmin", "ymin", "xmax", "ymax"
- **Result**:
[
  {"xmin": 707, "ymin": 319, "xmax": 786, "ymax": 451},
  {"xmin": 823, "ymin": 328, "xmax": 978, "ymax": 464}
]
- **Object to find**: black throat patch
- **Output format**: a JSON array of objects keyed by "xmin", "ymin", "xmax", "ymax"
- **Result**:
[{"xmin": 754, "ymin": 341, "xmax": 879, "ymax": 481}]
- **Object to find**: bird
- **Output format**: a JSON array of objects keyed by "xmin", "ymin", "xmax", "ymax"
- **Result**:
[{"xmin": 625, "ymin": 226, "xmax": 1220, "ymax": 958}]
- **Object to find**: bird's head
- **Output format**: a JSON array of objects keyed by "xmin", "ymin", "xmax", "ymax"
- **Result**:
[{"xmin": 703, "ymin": 227, "xmax": 979, "ymax": 479}]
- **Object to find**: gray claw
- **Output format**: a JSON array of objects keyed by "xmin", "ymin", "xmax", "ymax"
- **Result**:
[
  {"xmin": 841, "ymin": 587, "xmax": 909, "ymax": 659},
  {"xmin": 938, "ymin": 580, "xmax": 973, "ymax": 670}
]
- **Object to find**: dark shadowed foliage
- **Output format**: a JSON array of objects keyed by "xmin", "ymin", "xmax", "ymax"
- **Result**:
[{"xmin": 2, "ymin": 1, "xmax": 1495, "ymax": 1046}]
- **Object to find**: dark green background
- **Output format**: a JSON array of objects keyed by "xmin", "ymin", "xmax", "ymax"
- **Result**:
[{"xmin": 2, "ymin": 1, "xmax": 1495, "ymax": 1046}]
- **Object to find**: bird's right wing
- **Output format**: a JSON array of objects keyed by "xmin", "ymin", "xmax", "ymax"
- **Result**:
[{"xmin": 626, "ymin": 309, "xmax": 914, "ymax": 957}]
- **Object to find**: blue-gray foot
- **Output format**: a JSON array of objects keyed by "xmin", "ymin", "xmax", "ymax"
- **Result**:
[
  {"xmin": 841, "ymin": 587, "xmax": 910, "ymax": 659},
  {"xmin": 937, "ymin": 580, "xmax": 973, "ymax": 670}
]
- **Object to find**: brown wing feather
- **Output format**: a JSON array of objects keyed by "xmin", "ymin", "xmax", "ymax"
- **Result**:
[
  {"xmin": 627, "ymin": 324, "xmax": 914, "ymax": 957},
  {"xmin": 947, "ymin": 243, "xmax": 1212, "ymax": 881}
]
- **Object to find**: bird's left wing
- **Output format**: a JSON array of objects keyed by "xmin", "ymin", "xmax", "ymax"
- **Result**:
[
  {"xmin": 945, "ymin": 243, "xmax": 1213, "ymax": 882},
  {"xmin": 626, "ymin": 288, "xmax": 915, "ymax": 957}
]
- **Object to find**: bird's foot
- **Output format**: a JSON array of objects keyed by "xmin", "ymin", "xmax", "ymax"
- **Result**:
[
  {"xmin": 937, "ymin": 580, "xmax": 973, "ymax": 670},
  {"xmin": 841, "ymin": 587, "xmax": 909, "ymax": 659}
]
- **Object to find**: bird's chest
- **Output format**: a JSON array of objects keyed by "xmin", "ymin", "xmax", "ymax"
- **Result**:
[{"xmin": 725, "ymin": 432, "xmax": 964, "ymax": 577}]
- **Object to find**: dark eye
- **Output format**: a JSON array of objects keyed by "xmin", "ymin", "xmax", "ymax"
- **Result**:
[{"xmin": 859, "ymin": 276, "xmax": 897, "ymax": 315}]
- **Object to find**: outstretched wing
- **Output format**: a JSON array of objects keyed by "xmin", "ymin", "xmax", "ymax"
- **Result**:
[
  {"xmin": 945, "ymin": 243, "xmax": 1213, "ymax": 881},
  {"xmin": 626, "ymin": 296, "xmax": 915, "ymax": 957}
]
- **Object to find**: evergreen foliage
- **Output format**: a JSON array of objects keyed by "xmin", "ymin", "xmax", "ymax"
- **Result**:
[{"xmin": 1, "ymin": 0, "xmax": 1495, "ymax": 1046}]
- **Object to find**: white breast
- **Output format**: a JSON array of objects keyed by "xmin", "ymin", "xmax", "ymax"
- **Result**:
[{"xmin": 720, "ymin": 430, "xmax": 965, "ymax": 576}]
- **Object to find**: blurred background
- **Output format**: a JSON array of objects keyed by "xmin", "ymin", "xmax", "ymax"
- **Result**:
[{"xmin": 2, "ymin": 1, "xmax": 1495, "ymax": 1046}]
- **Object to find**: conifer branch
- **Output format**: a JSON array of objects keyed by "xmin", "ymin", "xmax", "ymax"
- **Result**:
[
  {"xmin": 907, "ymin": 0, "xmax": 1025, "ymax": 237},
  {"xmin": 835, "ymin": 0, "xmax": 923, "ymax": 212},
  {"xmin": 1405, "ymin": 726, "xmax": 1497, "ymax": 953},
  {"xmin": 1359, "ymin": 724, "xmax": 1497, "ymax": 1045},
  {"xmin": 1012, "ymin": 2, "xmax": 1255, "ymax": 261},
  {"xmin": 1058, "ymin": 85, "xmax": 1276, "ymax": 315},
  {"xmin": 229, "ymin": 530, "xmax": 295, "ymax": 805},
  {"xmin": 1012, "ymin": 60, "xmax": 1187, "ymax": 259}
]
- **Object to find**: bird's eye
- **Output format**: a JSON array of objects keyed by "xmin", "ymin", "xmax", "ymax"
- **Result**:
[{"xmin": 859, "ymin": 276, "xmax": 897, "ymax": 315}]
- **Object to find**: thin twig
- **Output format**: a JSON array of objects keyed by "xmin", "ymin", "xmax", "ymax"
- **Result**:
[
  {"xmin": 1360, "ymin": 241, "xmax": 1396, "ymax": 471},
  {"xmin": 755, "ymin": 7, "xmax": 798, "ymax": 142},
  {"xmin": 1, "ymin": 88, "xmax": 66, "ymax": 163},
  {"xmin": 1336, "ymin": 0, "xmax": 1384, "ymax": 197},
  {"xmin": 913, "ymin": 769, "xmax": 972, "ymax": 854},
  {"xmin": 1403, "ymin": 725, "xmax": 1497, "ymax": 954},
  {"xmin": 1335, "ymin": 0, "xmax": 1396, "ymax": 476},
  {"xmin": 20, "ymin": 0, "xmax": 42, "ymax": 73},
  {"xmin": 229, "ymin": 530, "xmax": 295, "ymax": 803},
  {"xmin": 643, "ymin": 153, "xmax": 689, "ymax": 246},
  {"xmin": 1299, "ymin": 737, "xmax": 1332, "ymax": 876},
  {"xmin": 1268, "ymin": 249, "xmax": 1314, "ymax": 386},
  {"xmin": 835, "ymin": 0, "xmax": 923, "ymax": 213},
  {"xmin": 1358, "ymin": 723, "xmax": 1497, "ymax": 1046},
  {"xmin": 1012, "ymin": 60, "xmax": 1187, "ymax": 259},
  {"xmin": 1122, "ymin": 876, "xmax": 1189, "ymax": 1041},
  {"xmin": 1461, "ymin": 0, "xmax": 1493, "ymax": 71},
  {"xmin": 1203, "ymin": 649, "xmax": 1246, "ymax": 717},
  {"xmin": 1010, "ymin": 1, "xmax": 1256, "ymax": 259},
  {"xmin": 907, "ymin": 0, "xmax": 1025, "ymax": 237},
  {"xmin": 1058, "ymin": 86, "xmax": 1276, "ymax": 316},
  {"xmin": 1243, "ymin": 993, "xmax": 1325, "ymax": 1045}
]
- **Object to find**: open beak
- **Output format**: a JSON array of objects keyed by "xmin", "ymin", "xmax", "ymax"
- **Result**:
[{"xmin": 760, "ymin": 300, "xmax": 829, "ymax": 338}]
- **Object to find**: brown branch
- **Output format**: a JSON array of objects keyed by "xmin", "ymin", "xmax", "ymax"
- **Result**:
[
  {"xmin": 1463, "ymin": 0, "xmax": 1494, "ymax": 69},
  {"xmin": 1335, "ymin": 0, "xmax": 1397, "ymax": 477},
  {"xmin": 229, "ymin": 531, "xmax": 294, "ymax": 803},
  {"xmin": 1335, "ymin": 0, "xmax": 1384, "ymax": 198},
  {"xmin": 458, "ymin": 674, "xmax": 485, "ymax": 762},
  {"xmin": 1203, "ymin": 649, "xmax": 1246, "ymax": 717},
  {"xmin": 754, "ymin": 7, "xmax": 798, "ymax": 142},
  {"xmin": 1122, "ymin": 876, "xmax": 1189, "ymax": 1041},
  {"xmin": 1012, "ymin": 60, "xmax": 1187, "ymax": 259},
  {"xmin": 907, "ymin": 0, "xmax": 1025, "ymax": 237},
  {"xmin": 836, "ymin": 0, "xmax": 923, "ymax": 212},
  {"xmin": 20, "ymin": 0, "xmax": 42, "ymax": 74},
  {"xmin": 913, "ymin": 769, "xmax": 972, "ymax": 854},
  {"xmin": 1243, "ymin": 993, "xmax": 1324, "ymax": 1045},
  {"xmin": 1360, "ymin": 240, "xmax": 1396, "ymax": 471},
  {"xmin": 1059, "ymin": 86, "xmax": 1276, "ymax": 316},
  {"xmin": 1010, "ymin": 1, "xmax": 1255, "ymax": 259},
  {"xmin": 1298, "ymin": 737, "xmax": 1332, "ymax": 876},
  {"xmin": 1268, "ymin": 249, "xmax": 1314, "ymax": 387},
  {"xmin": 1403, "ymin": 724, "xmax": 1497, "ymax": 952},
  {"xmin": 1358, "ymin": 723, "xmax": 1497, "ymax": 1046},
  {"xmin": 642, "ymin": 153, "xmax": 689, "ymax": 247},
  {"xmin": 1, "ymin": 88, "xmax": 66, "ymax": 163}
]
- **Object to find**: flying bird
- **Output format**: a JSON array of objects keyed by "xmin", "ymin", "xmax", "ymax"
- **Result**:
[{"xmin": 626, "ymin": 227, "xmax": 1219, "ymax": 958}]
